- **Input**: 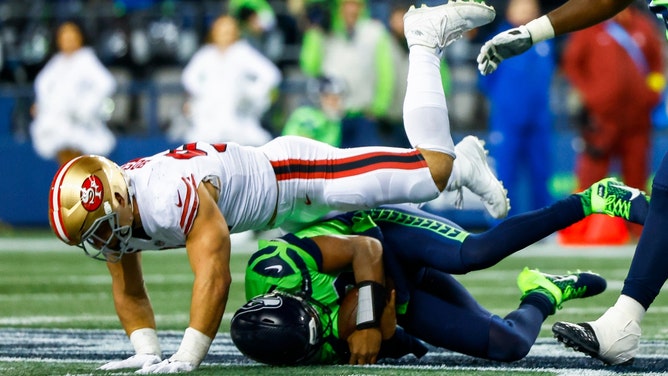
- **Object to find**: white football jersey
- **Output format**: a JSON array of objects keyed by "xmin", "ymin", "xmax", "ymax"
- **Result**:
[
  {"xmin": 120, "ymin": 137, "xmax": 439, "ymax": 250},
  {"xmin": 122, "ymin": 142, "xmax": 277, "ymax": 250}
]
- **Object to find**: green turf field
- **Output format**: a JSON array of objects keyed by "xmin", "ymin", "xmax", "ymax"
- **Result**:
[{"xmin": 2, "ymin": 231, "xmax": 668, "ymax": 375}]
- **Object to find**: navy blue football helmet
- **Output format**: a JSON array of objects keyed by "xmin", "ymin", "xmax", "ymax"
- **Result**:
[{"xmin": 230, "ymin": 291, "xmax": 323, "ymax": 365}]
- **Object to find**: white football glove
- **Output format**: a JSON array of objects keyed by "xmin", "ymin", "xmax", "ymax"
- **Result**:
[
  {"xmin": 98, "ymin": 354, "xmax": 162, "ymax": 370},
  {"xmin": 135, "ymin": 358, "xmax": 196, "ymax": 374},
  {"xmin": 477, "ymin": 25, "xmax": 533, "ymax": 75}
]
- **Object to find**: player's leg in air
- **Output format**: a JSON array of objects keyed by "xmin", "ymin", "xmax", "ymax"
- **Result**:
[
  {"xmin": 375, "ymin": 177, "xmax": 648, "ymax": 276},
  {"xmin": 402, "ymin": 1, "xmax": 509, "ymax": 218},
  {"xmin": 266, "ymin": 1, "xmax": 507, "ymax": 233},
  {"xmin": 552, "ymin": 152, "xmax": 668, "ymax": 366},
  {"xmin": 368, "ymin": 177, "xmax": 648, "ymax": 361}
]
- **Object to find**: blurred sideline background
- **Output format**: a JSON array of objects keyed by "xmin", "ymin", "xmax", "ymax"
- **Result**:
[{"xmin": 1, "ymin": 0, "xmax": 668, "ymax": 229}]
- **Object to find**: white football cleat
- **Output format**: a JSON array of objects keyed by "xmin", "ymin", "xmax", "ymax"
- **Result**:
[
  {"xmin": 450, "ymin": 136, "xmax": 509, "ymax": 219},
  {"xmin": 404, "ymin": 0, "xmax": 496, "ymax": 55},
  {"xmin": 553, "ymin": 306, "xmax": 640, "ymax": 365}
]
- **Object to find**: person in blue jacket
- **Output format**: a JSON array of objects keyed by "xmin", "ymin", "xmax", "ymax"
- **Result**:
[{"xmin": 478, "ymin": 0, "xmax": 556, "ymax": 216}]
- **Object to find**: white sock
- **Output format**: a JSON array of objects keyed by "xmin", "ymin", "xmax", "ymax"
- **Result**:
[{"xmin": 403, "ymin": 47, "xmax": 454, "ymax": 156}]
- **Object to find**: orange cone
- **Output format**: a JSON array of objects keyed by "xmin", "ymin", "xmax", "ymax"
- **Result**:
[
  {"xmin": 558, "ymin": 214, "xmax": 630, "ymax": 245},
  {"xmin": 557, "ymin": 217, "xmax": 589, "ymax": 245}
]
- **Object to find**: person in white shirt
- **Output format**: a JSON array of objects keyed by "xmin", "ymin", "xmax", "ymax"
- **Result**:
[
  {"xmin": 30, "ymin": 21, "xmax": 116, "ymax": 166},
  {"xmin": 181, "ymin": 15, "xmax": 281, "ymax": 146}
]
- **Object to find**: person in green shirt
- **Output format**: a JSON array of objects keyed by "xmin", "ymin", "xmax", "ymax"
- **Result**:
[
  {"xmin": 299, "ymin": 0, "xmax": 393, "ymax": 147},
  {"xmin": 282, "ymin": 75, "xmax": 346, "ymax": 146}
]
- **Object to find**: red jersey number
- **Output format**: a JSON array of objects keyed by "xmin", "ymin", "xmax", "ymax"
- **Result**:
[{"xmin": 165, "ymin": 143, "xmax": 227, "ymax": 160}]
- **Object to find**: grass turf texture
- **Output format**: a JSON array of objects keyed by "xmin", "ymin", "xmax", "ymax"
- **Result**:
[{"xmin": 2, "ymin": 232, "xmax": 668, "ymax": 375}]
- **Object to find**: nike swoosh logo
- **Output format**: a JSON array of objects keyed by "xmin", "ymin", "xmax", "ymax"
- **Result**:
[
  {"xmin": 264, "ymin": 265, "xmax": 283, "ymax": 273},
  {"xmin": 305, "ymin": 194, "xmax": 312, "ymax": 206},
  {"xmin": 553, "ymin": 275, "xmax": 578, "ymax": 284},
  {"xmin": 176, "ymin": 191, "xmax": 183, "ymax": 208},
  {"xmin": 614, "ymin": 183, "xmax": 640, "ymax": 200}
]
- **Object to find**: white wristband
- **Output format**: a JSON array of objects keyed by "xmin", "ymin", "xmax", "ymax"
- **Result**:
[
  {"xmin": 525, "ymin": 15, "xmax": 555, "ymax": 43},
  {"xmin": 356, "ymin": 284, "xmax": 375, "ymax": 326},
  {"xmin": 130, "ymin": 328, "xmax": 162, "ymax": 357},
  {"xmin": 170, "ymin": 327, "xmax": 212, "ymax": 367}
]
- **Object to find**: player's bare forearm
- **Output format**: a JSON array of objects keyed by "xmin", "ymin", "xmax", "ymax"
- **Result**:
[
  {"xmin": 548, "ymin": 0, "xmax": 634, "ymax": 35},
  {"xmin": 188, "ymin": 226, "xmax": 232, "ymax": 338},
  {"xmin": 315, "ymin": 235, "xmax": 385, "ymax": 364},
  {"xmin": 316, "ymin": 235, "xmax": 385, "ymax": 284},
  {"xmin": 107, "ymin": 253, "xmax": 157, "ymax": 335},
  {"xmin": 187, "ymin": 254, "xmax": 230, "ymax": 338},
  {"xmin": 114, "ymin": 296, "xmax": 156, "ymax": 335},
  {"xmin": 184, "ymin": 183, "xmax": 231, "ymax": 339},
  {"xmin": 350, "ymin": 237, "xmax": 384, "ymax": 285}
]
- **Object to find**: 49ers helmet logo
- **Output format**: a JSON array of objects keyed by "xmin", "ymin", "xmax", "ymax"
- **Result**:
[{"xmin": 80, "ymin": 175, "xmax": 104, "ymax": 211}]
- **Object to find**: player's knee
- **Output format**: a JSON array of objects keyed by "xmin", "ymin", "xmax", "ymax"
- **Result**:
[
  {"xmin": 487, "ymin": 320, "xmax": 533, "ymax": 362},
  {"xmin": 487, "ymin": 334, "xmax": 532, "ymax": 362}
]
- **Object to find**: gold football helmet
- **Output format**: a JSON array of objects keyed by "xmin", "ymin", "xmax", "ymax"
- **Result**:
[{"xmin": 49, "ymin": 155, "xmax": 135, "ymax": 262}]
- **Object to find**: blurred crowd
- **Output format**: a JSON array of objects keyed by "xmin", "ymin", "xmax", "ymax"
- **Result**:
[
  {"xmin": 1, "ymin": 0, "xmax": 516, "ymax": 142},
  {"xmin": 1, "ymin": 0, "xmax": 667, "ymax": 221}
]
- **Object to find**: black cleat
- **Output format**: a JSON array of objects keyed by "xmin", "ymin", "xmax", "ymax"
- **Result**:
[{"xmin": 552, "ymin": 321, "xmax": 634, "ymax": 366}]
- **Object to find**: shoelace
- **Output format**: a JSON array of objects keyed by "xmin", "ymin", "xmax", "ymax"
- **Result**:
[
  {"xmin": 453, "ymin": 188, "xmax": 464, "ymax": 210},
  {"xmin": 604, "ymin": 195, "xmax": 631, "ymax": 220},
  {"xmin": 548, "ymin": 270, "xmax": 587, "ymax": 308},
  {"xmin": 558, "ymin": 284, "xmax": 588, "ymax": 306},
  {"xmin": 436, "ymin": 18, "xmax": 448, "ymax": 48}
]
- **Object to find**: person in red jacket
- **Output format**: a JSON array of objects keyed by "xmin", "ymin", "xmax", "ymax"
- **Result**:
[{"xmin": 561, "ymin": 4, "xmax": 664, "ymax": 238}]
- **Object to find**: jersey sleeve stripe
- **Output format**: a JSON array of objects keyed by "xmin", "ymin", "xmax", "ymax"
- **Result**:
[
  {"xmin": 180, "ymin": 174, "xmax": 199, "ymax": 234},
  {"xmin": 270, "ymin": 150, "xmax": 427, "ymax": 181},
  {"xmin": 49, "ymin": 157, "xmax": 80, "ymax": 243}
]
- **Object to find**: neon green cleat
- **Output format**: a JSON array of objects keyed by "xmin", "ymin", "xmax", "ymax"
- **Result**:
[
  {"xmin": 517, "ymin": 267, "xmax": 607, "ymax": 314},
  {"xmin": 579, "ymin": 178, "xmax": 649, "ymax": 224}
]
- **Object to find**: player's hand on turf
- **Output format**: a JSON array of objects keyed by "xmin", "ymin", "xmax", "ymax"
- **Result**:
[
  {"xmin": 477, "ymin": 25, "xmax": 533, "ymax": 75},
  {"xmin": 98, "ymin": 353, "xmax": 162, "ymax": 370},
  {"xmin": 136, "ymin": 358, "xmax": 195, "ymax": 374},
  {"xmin": 347, "ymin": 327, "xmax": 382, "ymax": 365}
]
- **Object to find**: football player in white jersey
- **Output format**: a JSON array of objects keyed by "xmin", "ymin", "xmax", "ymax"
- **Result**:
[{"xmin": 48, "ymin": 2, "xmax": 500, "ymax": 373}]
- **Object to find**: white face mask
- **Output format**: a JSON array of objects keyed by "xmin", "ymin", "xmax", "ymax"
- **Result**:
[{"xmin": 80, "ymin": 203, "xmax": 134, "ymax": 263}]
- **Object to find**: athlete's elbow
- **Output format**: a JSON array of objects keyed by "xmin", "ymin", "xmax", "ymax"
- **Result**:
[
  {"xmin": 358, "ymin": 237, "xmax": 384, "ymax": 264},
  {"xmin": 199, "ymin": 268, "xmax": 232, "ymax": 299}
]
